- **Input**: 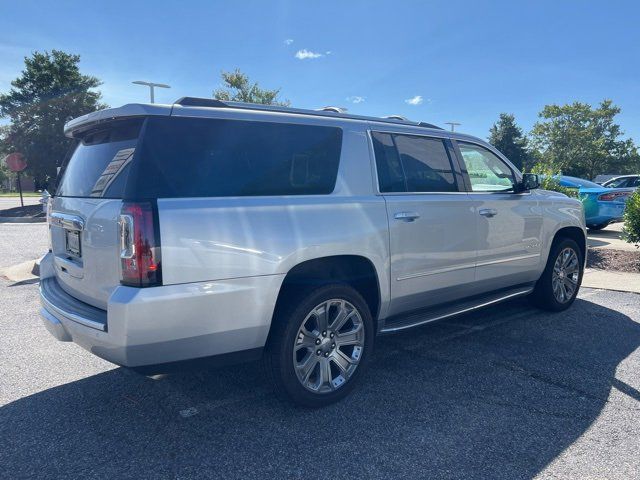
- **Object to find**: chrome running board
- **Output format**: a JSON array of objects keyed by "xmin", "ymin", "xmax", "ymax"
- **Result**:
[{"xmin": 380, "ymin": 286, "xmax": 534, "ymax": 334}]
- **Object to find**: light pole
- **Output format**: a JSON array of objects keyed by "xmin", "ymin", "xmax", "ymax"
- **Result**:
[
  {"xmin": 132, "ymin": 81, "xmax": 171, "ymax": 103},
  {"xmin": 445, "ymin": 122, "xmax": 461, "ymax": 132}
]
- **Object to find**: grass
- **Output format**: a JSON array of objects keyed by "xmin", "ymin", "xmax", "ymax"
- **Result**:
[{"xmin": 0, "ymin": 192, "xmax": 42, "ymax": 197}]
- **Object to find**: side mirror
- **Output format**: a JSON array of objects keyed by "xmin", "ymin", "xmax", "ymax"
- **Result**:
[{"xmin": 518, "ymin": 173, "xmax": 540, "ymax": 192}]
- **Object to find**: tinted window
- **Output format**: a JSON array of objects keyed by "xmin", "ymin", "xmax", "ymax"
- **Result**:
[
  {"xmin": 56, "ymin": 119, "xmax": 142, "ymax": 198},
  {"xmin": 130, "ymin": 117, "xmax": 342, "ymax": 198},
  {"xmin": 372, "ymin": 132, "xmax": 457, "ymax": 193},
  {"xmin": 371, "ymin": 132, "xmax": 405, "ymax": 192},
  {"xmin": 458, "ymin": 142, "xmax": 515, "ymax": 192},
  {"xmin": 394, "ymin": 135, "xmax": 457, "ymax": 192}
]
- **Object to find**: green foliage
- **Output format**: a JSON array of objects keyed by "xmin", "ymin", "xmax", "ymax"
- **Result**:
[
  {"xmin": 530, "ymin": 100, "xmax": 640, "ymax": 180},
  {"xmin": 0, "ymin": 50, "xmax": 106, "ymax": 185},
  {"xmin": 488, "ymin": 113, "xmax": 530, "ymax": 170},
  {"xmin": 0, "ymin": 163, "xmax": 12, "ymax": 187},
  {"xmin": 213, "ymin": 69, "xmax": 289, "ymax": 106},
  {"xmin": 622, "ymin": 190, "xmax": 640, "ymax": 246},
  {"xmin": 0, "ymin": 126, "xmax": 13, "ymax": 187},
  {"xmin": 529, "ymin": 163, "xmax": 579, "ymax": 198}
]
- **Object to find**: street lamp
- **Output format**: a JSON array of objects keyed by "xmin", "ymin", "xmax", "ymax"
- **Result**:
[
  {"xmin": 132, "ymin": 80, "xmax": 171, "ymax": 103},
  {"xmin": 445, "ymin": 122, "xmax": 461, "ymax": 132}
]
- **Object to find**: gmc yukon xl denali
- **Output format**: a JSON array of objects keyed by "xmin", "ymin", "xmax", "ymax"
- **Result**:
[{"xmin": 40, "ymin": 98, "xmax": 586, "ymax": 407}]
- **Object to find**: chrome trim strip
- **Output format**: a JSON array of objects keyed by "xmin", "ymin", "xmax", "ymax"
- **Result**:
[
  {"xmin": 396, "ymin": 253, "xmax": 540, "ymax": 281},
  {"xmin": 50, "ymin": 212, "xmax": 85, "ymax": 231},
  {"xmin": 397, "ymin": 262, "xmax": 475, "ymax": 281},
  {"xmin": 476, "ymin": 253, "xmax": 540, "ymax": 267},
  {"xmin": 380, "ymin": 287, "xmax": 533, "ymax": 333}
]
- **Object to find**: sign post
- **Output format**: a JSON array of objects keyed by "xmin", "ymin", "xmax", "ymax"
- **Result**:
[{"xmin": 4, "ymin": 153, "xmax": 27, "ymax": 207}]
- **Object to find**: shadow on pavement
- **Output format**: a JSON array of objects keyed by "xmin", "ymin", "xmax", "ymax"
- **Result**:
[{"xmin": 2, "ymin": 297, "xmax": 639, "ymax": 479}]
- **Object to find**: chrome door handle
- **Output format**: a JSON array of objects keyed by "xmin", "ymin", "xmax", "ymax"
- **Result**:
[
  {"xmin": 394, "ymin": 211, "xmax": 420, "ymax": 222},
  {"xmin": 479, "ymin": 208, "xmax": 498, "ymax": 218}
]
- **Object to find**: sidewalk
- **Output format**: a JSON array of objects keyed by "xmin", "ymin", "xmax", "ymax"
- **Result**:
[
  {"xmin": 0, "ymin": 197, "xmax": 45, "ymax": 223},
  {"xmin": 587, "ymin": 223, "xmax": 637, "ymax": 252},
  {"xmin": 582, "ymin": 268, "xmax": 640, "ymax": 294}
]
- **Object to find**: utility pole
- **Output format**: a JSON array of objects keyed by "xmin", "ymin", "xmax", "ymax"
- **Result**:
[
  {"xmin": 132, "ymin": 81, "xmax": 171, "ymax": 103},
  {"xmin": 445, "ymin": 122, "xmax": 461, "ymax": 132}
]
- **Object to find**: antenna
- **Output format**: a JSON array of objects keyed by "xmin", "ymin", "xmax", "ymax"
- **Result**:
[{"xmin": 445, "ymin": 122, "xmax": 461, "ymax": 132}]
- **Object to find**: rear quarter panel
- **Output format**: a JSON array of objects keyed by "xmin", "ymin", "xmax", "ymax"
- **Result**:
[{"xmin": 157, "ymin": 124, "xmax": 391, "ymax": 316}]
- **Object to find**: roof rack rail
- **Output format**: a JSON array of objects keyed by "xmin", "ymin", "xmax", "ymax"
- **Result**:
[
  {"xmin": 173, "ymin": 97, "xmax": 444, "ymax": 130},
  {"xmin": 317, "ymin": 106, "xmax": 347, "ymax": 113},
  {"xmin": 418, "ymin": 122, "xmax": 442, "ymax": 129},
  {"xmin": 386, "ymin": 115, "xmax": 408, "ymax": 121},
  {"xmin": 175, "ymin": 97, "xmax": 228, "ymax": 108}
]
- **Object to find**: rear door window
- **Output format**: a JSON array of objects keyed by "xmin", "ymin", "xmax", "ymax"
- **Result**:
[
  {"xmin": 371, "ymin": 131, "xmax": 458, "ymax": 193},
  {"xmin": 56, "ymin": 119, "xmax": 143, "ymax": 198},
  {"xmin": 371, "ymin": 132, "xmax": 405, "ymax": 192},
  {"xmin": 129, "ymin": 117, "xmax": 343, "ymax": 198}
]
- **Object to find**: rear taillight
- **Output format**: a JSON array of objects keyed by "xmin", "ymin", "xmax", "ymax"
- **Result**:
[
  {"xmin": 119, "ymin": 201, "xmax": 162, "ymax": 287},
  {"xmin": 46, "ymin": 197, "xmax": 53, "ymax": 252},
  {"xmin": 598, "ymin": 191, "xmax": 630, "ymax": 202}
]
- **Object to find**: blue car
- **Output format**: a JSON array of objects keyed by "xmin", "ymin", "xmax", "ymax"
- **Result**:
[{"xmin": 558, "ymin": 176, "xmax": 633, "ymax": 230}]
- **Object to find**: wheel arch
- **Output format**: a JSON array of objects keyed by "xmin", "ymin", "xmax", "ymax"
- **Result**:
[
  {"xmin": 551, "ymin": 226, "xmax": 587, "ymax": 264},
  {"xmin": 269, "ymin": 255, "xmax": 382, "ymax": 336}
]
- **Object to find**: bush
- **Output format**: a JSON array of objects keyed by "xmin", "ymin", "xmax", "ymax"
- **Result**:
[
  {"xmin": 529, "ymin": 164, "xmax": 578, "ymax": 198},
  {"xmin": 622, "ymin": 190, "xmax": 640, "ymax": 247}
]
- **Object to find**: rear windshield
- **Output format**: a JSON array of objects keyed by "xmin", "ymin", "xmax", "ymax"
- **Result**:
[
  {"xmin": 129, "ymin": 117, "xmax": 343, "ymax": 198},
  {"xmin": 56, "ymin": 119, "xmax": 143, "ymax": 198}
]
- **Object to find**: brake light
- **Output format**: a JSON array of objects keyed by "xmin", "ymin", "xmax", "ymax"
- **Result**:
[
  {"xmin": 46, "ymin": 197, "xmax": 53, "ymax": 252},
  {"xmin": 119, "ymin": 201, "xmax": 162, "ymax": 287},
  {"xmin": 598, "ymin": 191, "xmax": 630, "ymax": 202}
]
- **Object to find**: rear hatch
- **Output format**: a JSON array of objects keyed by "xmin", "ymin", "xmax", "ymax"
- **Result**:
[{"xmin": 50, "ymin": 118, "xmax": 143, "ymax": 309}]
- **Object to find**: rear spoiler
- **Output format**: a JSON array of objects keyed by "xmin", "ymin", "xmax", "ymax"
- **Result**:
[{"xmin": 64, "ymin": 104, "xmax": 172, "ymax": 138}]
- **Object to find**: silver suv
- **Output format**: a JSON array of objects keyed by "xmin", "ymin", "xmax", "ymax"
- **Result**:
[{"xmin": 40, "ymin": 98, "xmax": 586, "ymax": 407}]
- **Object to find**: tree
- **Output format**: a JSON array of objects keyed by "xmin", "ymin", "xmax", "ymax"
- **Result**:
[
  {"xmin": 530, "ymin": 100, "xmax": 639, "ymax": 180},
  {"xmin": 213, "ymin": 69, "xmax": 289, "ymax": 106},
  {"xmin": 0, "ymin": 50, "xmax": 106, "ymax": 185},
  {"xmin": 488, "ymin": 113, "xmax": 530, "ymax": 170},
  {"xmin": 0, "ymin": 126, "xmax": 14, "ymax": 188}
]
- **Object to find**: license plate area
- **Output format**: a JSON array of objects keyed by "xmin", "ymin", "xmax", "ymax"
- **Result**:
[{"xmin": 65, "ymin": 230, "xmax": 82, "ymax": 257}]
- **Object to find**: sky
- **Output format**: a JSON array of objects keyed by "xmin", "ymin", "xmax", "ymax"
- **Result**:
[{"xmin": 1, "ymin": 0, "xmax": 639, "ymax": 141}]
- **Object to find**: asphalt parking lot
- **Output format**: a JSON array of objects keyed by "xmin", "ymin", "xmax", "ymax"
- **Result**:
[{"xmin": 1, "ymin": 223, "xmax": 639, "ymax": 479}]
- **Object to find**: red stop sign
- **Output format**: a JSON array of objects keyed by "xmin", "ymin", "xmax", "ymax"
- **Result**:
[{"xmin": 4, "ymin": 153, "xmax": 27, "ymax": 172}]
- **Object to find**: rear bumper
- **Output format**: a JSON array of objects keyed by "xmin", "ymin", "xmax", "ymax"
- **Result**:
[
  {"xmin": 585, "ymin": 201, "xmax": 626, "ymax": 226},
  {"xmin": 39, "ymin": 253, "xmax": 284, "ymax": 369}
]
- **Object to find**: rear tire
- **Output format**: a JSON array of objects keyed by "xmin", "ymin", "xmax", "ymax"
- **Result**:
[
  {"xmin": 264, "ymin": 283, "xmax": 374, "ymax": 407},
  {"xmin": 530, "ymin": 238, "xmax": 583, "ymax": 312},
  {"xmin": 587, "ymin": 223, "xmax": 608, "ymax": 231}
]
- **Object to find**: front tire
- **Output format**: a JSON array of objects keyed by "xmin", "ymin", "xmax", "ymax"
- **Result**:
[
  {"xmin": 264, "ymin": 284, "xmax": 374, "ymax": 407},
  {"xmin": 530, "ymin": 238, "xmax": 583, "ymax": 311}
]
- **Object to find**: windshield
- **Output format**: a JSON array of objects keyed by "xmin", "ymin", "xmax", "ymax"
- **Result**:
[
  {"xmin": 56, "ymin": 119, "xmax": 143, "ymax": 198},
  {"xmin": 604, "ymin": 177, "xmax": 631, "ymax": 188}
]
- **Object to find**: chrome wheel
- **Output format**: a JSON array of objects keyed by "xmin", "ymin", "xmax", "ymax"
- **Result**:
[
  {"xmin": 552, "ymin": 247, "xmax": 580, "ymax": 303},
  {"xmin": 293, "ymin": 299, "xmax": 365, "ymax": 393}
]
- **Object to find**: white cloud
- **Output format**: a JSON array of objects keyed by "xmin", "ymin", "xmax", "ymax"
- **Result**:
[
  {"xmin": 346, "ymin": 96, "xmax": 365, "ymax": 104},
  {"xmin": 295, "ymin": 49, "xmax": 324, "ymax": 60},
  {"xmin": 405, "ymin": 95, "xmax": 424, "ymax": 106},
  {"xmin": 284, "ymin": 39, "xmax": 293, "ymax": 45}
]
